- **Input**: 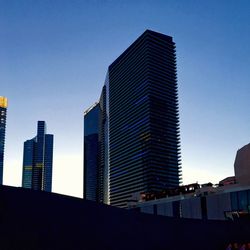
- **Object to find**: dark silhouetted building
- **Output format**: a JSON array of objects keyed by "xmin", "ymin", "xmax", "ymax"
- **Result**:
[
  {"xmin": 107, "ymin": 30, "xmax": 181, "ymax": 207},
  {"xmin": 83, "ymin": 86, "xmax": 109, "ymax": 204},
  {"xmin": 84, "ymin": 30, "xmax": 181, "ymax": 207},
  {"xmin": 0, "ymin": 96, "xmax": 7, "ymax": 185},
  {"xmin": 22, "ymin": 121, "xmax": 53, "ymax": 192},
  {"xmin": 234, "ymin": 143, "xmax": 250, "ymax": 185},
  {"xmin": 0, "ymin": 185, "xmax": 250, "ymax": 250},
  {"xmin": 84, "ymin": 103, "xmax": 100, "ymax": 201}
]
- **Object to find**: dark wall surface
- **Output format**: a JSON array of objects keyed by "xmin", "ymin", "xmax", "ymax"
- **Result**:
[{"xmin": 0, "ymin": 185, "xmax": 249, "ymax": 250}]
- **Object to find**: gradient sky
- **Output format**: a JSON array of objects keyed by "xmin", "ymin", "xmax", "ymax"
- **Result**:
[{"xmin": 1, "ymin": 0, "xmax": 250, "ymax": 198}]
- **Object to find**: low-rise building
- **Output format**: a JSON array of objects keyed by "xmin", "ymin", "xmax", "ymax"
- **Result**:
[
  {"xmin": 130, "ymin": 143, "xmax": 250, "ymax": 221},
  {"xmin": 129, "ymin": 183, "xmax": 250, "ymax": 220}
]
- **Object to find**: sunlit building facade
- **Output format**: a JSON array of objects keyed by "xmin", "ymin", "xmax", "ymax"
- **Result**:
[
  {"xmin": 22, "ymin": 121, "xmax": 53, "ymax": 192},
  {"xmin": 0, "ymin": 96, "xmax": 8, "ymax": 185}
]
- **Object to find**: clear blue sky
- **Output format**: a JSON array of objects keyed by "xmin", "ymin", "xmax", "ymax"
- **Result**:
[{"xmin": 1, "ymin": 0, "xmax": 250, "ymax": 198}]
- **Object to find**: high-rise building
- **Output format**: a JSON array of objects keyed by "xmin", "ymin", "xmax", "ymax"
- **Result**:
[
  {"xmin": 0, "ymin": 96, "xmax": 8, "ymax": 185},
  {"xmin": 83, "ymin": 86, "xmax": 109, "ymax": 204},
  {"xmin": 22, "ymin": 121, "xmax": 54, "ymax": 192},
  {"xmin": 84, "ymin": 103, "xmax": 100, "ymax": 201},
  {"xmin": 84, "ymin": 30, "xmax": 181, "ymax": 207},
  {"xmin": 107, "ymin": 30, "xmax": 181, "ymax": 207}
]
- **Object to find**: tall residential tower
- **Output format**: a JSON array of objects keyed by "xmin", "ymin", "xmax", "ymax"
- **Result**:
[
  {"xmin": 84, "ymin": 30, "xmax": 181, "ymax": 207},
  {"xmin": 22, "ymin": 121, "xmax": 54, "ymax": 192},
  {"xmin": 0, "ymin": 96, "xmax": 8, "ymax": 185},
  {"xmin": 108, "ymin": 30, "xmax": 181, "ymax": 207}
]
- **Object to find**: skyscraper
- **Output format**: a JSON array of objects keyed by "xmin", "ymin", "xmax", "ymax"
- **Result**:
[
  {"xmin": 107, "ymin": 30, "xmax": 181, "ymax": 207},
  {"xmin": 22, "ymin": 121, "xmax": 54, "ymax": 192},
  {"xmin": 83, "ymin": 86, "xmax": 108, "ymax": 203},
  {"xmin": 84, "ymin": 103, "xmax": 100, "ymax": 201},
  {"xmin": 0, "ymin": 96, "xmax": 8, "ymax": 185},
  {"xmin": 84, "ymin": 30, "xmax": 181, "ymax": 207}
]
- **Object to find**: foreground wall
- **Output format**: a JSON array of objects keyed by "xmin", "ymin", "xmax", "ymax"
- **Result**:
[{"xmin": 0, "ymin": 185, "xmax": 249, "ymax": 250}]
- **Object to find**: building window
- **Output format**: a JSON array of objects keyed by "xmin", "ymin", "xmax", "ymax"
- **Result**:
[
  {"xmin": 238, "ymin": 190, "xmax": 248, "ymax": 211},
  {"xmin": 231, "ymin": 192, "xmax": 238, "ymax": 211}
]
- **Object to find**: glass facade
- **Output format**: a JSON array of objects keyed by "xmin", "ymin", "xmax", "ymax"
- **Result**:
[
  {"xmin": 84, "ymin": 103, "xmax": 100, "ymax": 201},
  {"xmin": 22, "ymin": 139, "xmax": 35, "ymax": 188},
  {"xmin": 32, "ymin": 121, "xmax": 46, "ymax": 190},
  {"xmin": 0, "ymin": 96, "xmax": 7, "ymax": 185},
  {"xmin": 231, "ymin": 190, "xmax": 250, "ymax": 212},
  {"xmin": 44, "ymin": 134, "xmax": 53, "ymax": 192},
  {"xmin": 84, "ymin": 86, "xmax": 109, "ymax": 204},
  {"xmin": 22, "ymin": 121, "xmax": 54, "ymax": 192}
]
